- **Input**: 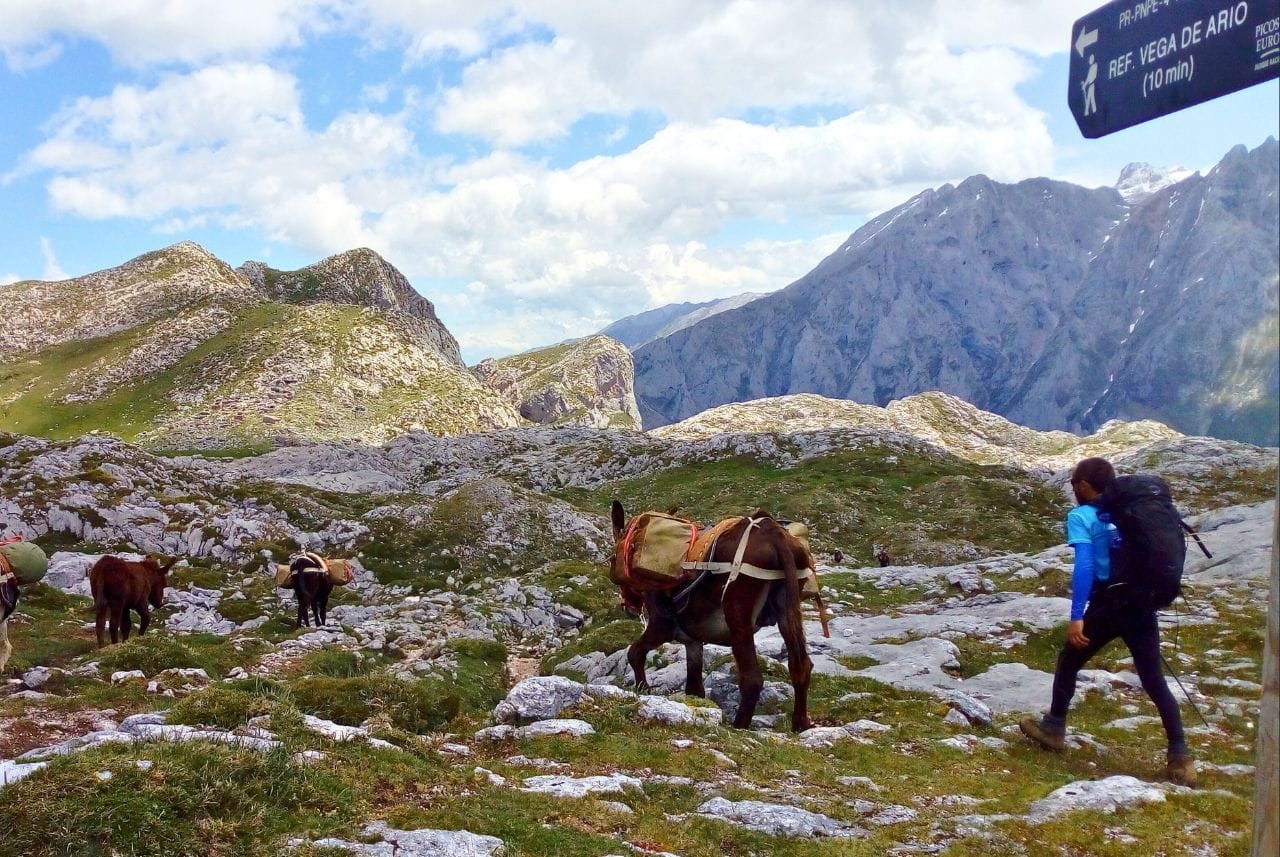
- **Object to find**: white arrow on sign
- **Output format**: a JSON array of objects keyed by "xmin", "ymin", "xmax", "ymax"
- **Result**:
[{"xmin": 1075, "ymin": 25, "xmax": 1098, "ymax": 57}]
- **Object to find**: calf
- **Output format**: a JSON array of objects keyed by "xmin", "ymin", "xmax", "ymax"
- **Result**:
[
  {"xmin": 90, "ymin": 555, "xmax": 175, "ymax": 647},
  {"xmin": 291, "ymin": 554, "xmax": 334, "ymax": 628}
]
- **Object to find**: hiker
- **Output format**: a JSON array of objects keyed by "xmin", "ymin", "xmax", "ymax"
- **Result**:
[
  {"xmin": 875, "ymin": 546, "xmax": 891, "ymax": 567},
  {"xmin": 832, "ymin": 549, "xmax": 843, "ymax": 565},
  {"xmin": 1019, "ymin": 457, "xmax": 1195, "ymax": 786}
]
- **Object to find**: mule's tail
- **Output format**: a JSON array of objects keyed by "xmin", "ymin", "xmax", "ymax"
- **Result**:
[
  {"xmin": 89, "ymin": 566, "xmax": 106, "ymax": 611},
  {"xmin": 763, "ymin": 517, "xmax": 804, "ymax": 636}
]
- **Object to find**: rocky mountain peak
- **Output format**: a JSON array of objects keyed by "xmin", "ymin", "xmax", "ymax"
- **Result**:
[
  {"xmin": 1114, "ymin": 162, "xmax": 1194, "ymax": 203},
  {"xmin": 237, "ymin": 248, "xmax": 462, "ymax": 366}
]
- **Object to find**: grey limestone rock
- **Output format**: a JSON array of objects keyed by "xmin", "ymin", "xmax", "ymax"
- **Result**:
[
  {"xmin": 695, "ymin": 797, "xmax": 867, "ymax": 838},
  {"xmin": 289, "ymin": 821, "xmax": 504, "ymax": 856},
  {"xmin": 521, "ymin": 773, "xmax": 642, "ymax": 798},
  {"xmin": 1026, "ymin": 775, "xmax": 1171, "ymax": 822},
  {"xmin": 636, "ymin": 696, "xmax": 723, "ymax": 727},
  {"xmin": 492, "ymin": 676, "xmax": 585, "ymax": 724}
]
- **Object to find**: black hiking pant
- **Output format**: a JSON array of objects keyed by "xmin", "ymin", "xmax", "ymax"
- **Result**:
[{"xmin": 1046, "ymin": 590, "xmax": 1187, "ymax": 755}]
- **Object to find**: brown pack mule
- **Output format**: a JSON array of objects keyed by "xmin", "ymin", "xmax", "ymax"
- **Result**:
[
  {"xmin": 89, "ymin": 555, "xmax": 176, "ymax": 647},
  {"xmin": 611, "ymin": 501, "xmax": 814, "ymax": 732}
]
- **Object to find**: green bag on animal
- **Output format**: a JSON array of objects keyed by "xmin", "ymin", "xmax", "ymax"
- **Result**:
[{"xmin": 0, "ymin": 541, "xmax": 48, "ymax": 584}]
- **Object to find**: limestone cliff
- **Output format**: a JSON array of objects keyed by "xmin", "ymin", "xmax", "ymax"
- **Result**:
[{"xmin": 473, "ymin": 335, "xmax": 642, "ymax": 429}]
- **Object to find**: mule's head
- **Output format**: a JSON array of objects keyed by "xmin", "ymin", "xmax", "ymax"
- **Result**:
[
  {"xmin": 609, "ymin": 500, "xmax": 627, "ymax": 578},
  {"xmin": 143, "ymin": 556, "xmax": 177, "ymax": 609}
]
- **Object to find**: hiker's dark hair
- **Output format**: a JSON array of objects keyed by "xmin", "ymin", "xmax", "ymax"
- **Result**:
[{"xmin": 1072, "ymin": 457, "xmax": 1115, "ymax": 492}]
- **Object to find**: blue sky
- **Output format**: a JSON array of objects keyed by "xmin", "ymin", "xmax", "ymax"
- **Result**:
[{"xmin": 1, "ymin": 1, "xmax": 1276, "ymax": 363}]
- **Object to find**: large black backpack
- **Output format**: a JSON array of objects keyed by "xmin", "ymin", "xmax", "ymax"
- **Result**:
[{"xmin": 1093, "ymin": 474, "xmax": 1193, "ymax": 608}]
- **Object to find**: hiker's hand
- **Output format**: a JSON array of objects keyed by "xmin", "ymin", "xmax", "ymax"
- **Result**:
[{"xmin": 1067, "ymin": 620, "xmax": 1089, "ymax": 649}]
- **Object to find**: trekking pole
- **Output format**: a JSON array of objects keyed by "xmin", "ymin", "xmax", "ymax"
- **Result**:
[
  {"xmin": 1160, "ymin": 651, "xmax": 1212, "ymax": 729},
  {"xmin": 1180, "ymin": 520, "xmax": 1212, "ymax": 558}
]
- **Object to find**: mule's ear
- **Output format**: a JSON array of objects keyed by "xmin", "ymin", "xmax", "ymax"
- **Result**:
[
  {"xmin": 160, "ymin": 558, "xmax": 177, "ymax": 574},
  {"xmin": 610, "ymin": 500, "xmax": 626, "ymax": 537},
  {"xmin": 665, "ymin": 505, "xmax": 679, "ymax": 516}
]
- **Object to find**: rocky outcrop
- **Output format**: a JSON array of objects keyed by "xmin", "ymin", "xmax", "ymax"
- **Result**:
[
  {"xmin": 651, "ymin": 391, "xmax": 1180, "ymax": 470},
  {"xmin": 472, "ymin": 335, "xmax": 642, "ymax": 429},
  {"xmin": 634, "ymin": 139, "xmax": 1279, "ymax": 446}
]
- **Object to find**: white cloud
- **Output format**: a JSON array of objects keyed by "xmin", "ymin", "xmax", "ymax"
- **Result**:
[
  {"xmin": 40, "ymin": 237, "xmax": 68, "ymax": 280},
  {"xmin": 426, "ymin": 0, "xmax": 1085, "ymax": 145},
  {"xmin": 435, "ymin": 37, "xmax": 620, "ymax": 146},
  {"xmin": 28, "ymin": 64, "xmax": 402, "ymax": 250},
  {"xmin": 24, "ymin": 49, "xmax": 1054, "ymax": 354},
  {"xmin": 14, "ymin": 1, "xmax": 1085, "ymax": 357},
  {"xmin": 0, "ymin": 0, "xmax": 340, "ymax": 69},
  {"xmin": 0, "ymin": 273, "xmax": 20, "ymax": 286}
]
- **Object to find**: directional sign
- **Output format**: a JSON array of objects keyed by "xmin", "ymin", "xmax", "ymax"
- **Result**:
[{"xmin": 1069, "ymin": 0, "xmax": 1280, "ymax": 137}]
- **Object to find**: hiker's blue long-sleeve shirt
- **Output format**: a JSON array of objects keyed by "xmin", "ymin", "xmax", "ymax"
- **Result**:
[
  {"xmin": 1066, "ymin": 504, "xmax": 1114, "ymax": 621},
  {"xmin": 1070, "ymin": 542, "xmax": 1096, "ymax": 621}
]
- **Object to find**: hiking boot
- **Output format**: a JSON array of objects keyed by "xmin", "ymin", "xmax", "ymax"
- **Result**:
[
  {"xmin": 1019, "ymin": 717, "xmax": 1066, "ymax": 751},
  {"xmin": 1166, "ymin": 753, "xmax": 1197, "ymax": 788}
]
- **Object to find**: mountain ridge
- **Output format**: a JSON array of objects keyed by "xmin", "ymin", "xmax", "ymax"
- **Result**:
[
  {"xmin": 633, "ymin": 139, "xmax": 1279, "ymax": 446},
  {"xmin": 0, "ymin": 242, "xmax": 520, "ymax": 447}
]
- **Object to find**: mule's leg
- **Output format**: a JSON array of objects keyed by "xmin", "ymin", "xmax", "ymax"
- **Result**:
[
  {"xmin": 109, "ymin": 604, "xmax": 125, "ymax": 643},
  {"xmin": 318, "ymin": 583, "xmax": 331, "ymax": 626},
  {"xmin": 121, "ymin": 608, "xmax": 134, "ymax": 641},
  {"xmin": 627, "ymin": 609, "xmax": 677, "ymax": 692},
  {"xmin": 295, "ymin": 584, "xmax": 308, "ymax": 628},
  {"xmin": 95, "ymin": 605, "xmax": 108, "ymax": 648},
  {"xmin": 724, "ymin": 599, "xmax": 764, "ymax": 728},
  {"xmin": 137, "ymin": 605, "xmax": 151, "ymax": 637},
  {"xmin": 777, "ymin": 603, "xmax": 814, "ymax": 732},
  {"xmin": 312, "ymin": 581, "xmax": 324, "ymax": 627},
  {"xmin": 684, "ymin": 641, "xmax": 706, "ymax": 697}
]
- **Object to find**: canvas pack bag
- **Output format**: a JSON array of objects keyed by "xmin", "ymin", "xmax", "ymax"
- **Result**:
[
  {"xmin": 0, "ymin": 539, "xmax": 48, "ymax": 585},
  {"xmin": 782, "ymin": 521, "xmax": 821, "ymax": 601},
  {"xmin": 324, "ymin": 558, "xmax": 354, "ymax": 586},
  {"xmin": 277, "ymin": 554, "xmax": 354, "ymax": 588},
  {"xmin": 613, "ymin": 512, "xmax": 698, "ymax": 592}
]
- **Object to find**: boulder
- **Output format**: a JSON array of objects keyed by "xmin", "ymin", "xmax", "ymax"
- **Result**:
[{"xmin": 492, "ymin": 676, "xmax": 584, "ymax": 724}]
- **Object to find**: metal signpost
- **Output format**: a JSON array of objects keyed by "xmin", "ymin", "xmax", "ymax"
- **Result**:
[
  {"xmin": 1069, "ymin": 0, "xmax": 1280, "ymax": 137},
  {"xmin": 1068, "ymin": 3, "xmax": 1279, "ymax": 854}
]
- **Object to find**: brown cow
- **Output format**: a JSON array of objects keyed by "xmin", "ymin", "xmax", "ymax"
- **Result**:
[{"xmin": 89, "ymin": 555, "xmax": 175, "ymax": 647}]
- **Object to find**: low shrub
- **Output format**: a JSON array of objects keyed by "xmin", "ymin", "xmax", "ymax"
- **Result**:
[
  {"xmin": 288, "ymin": 674, "xmax": 461, "ymax": 733},
  {"xmin": 94, "ymin": 635, "xmax": 203, "ymax": 676}
]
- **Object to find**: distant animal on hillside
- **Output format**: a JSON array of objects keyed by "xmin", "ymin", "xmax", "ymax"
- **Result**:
[
  {"xmin": 89, "ymin": 555, "xmax": 176, "ymax": 647},
  {"xmin": 285, "ymin": 553, "xmax": 348, "ymax": 628},
  {"xmin": 610, "ymin": 502, "xmax": 815, "ymax": 732}
]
